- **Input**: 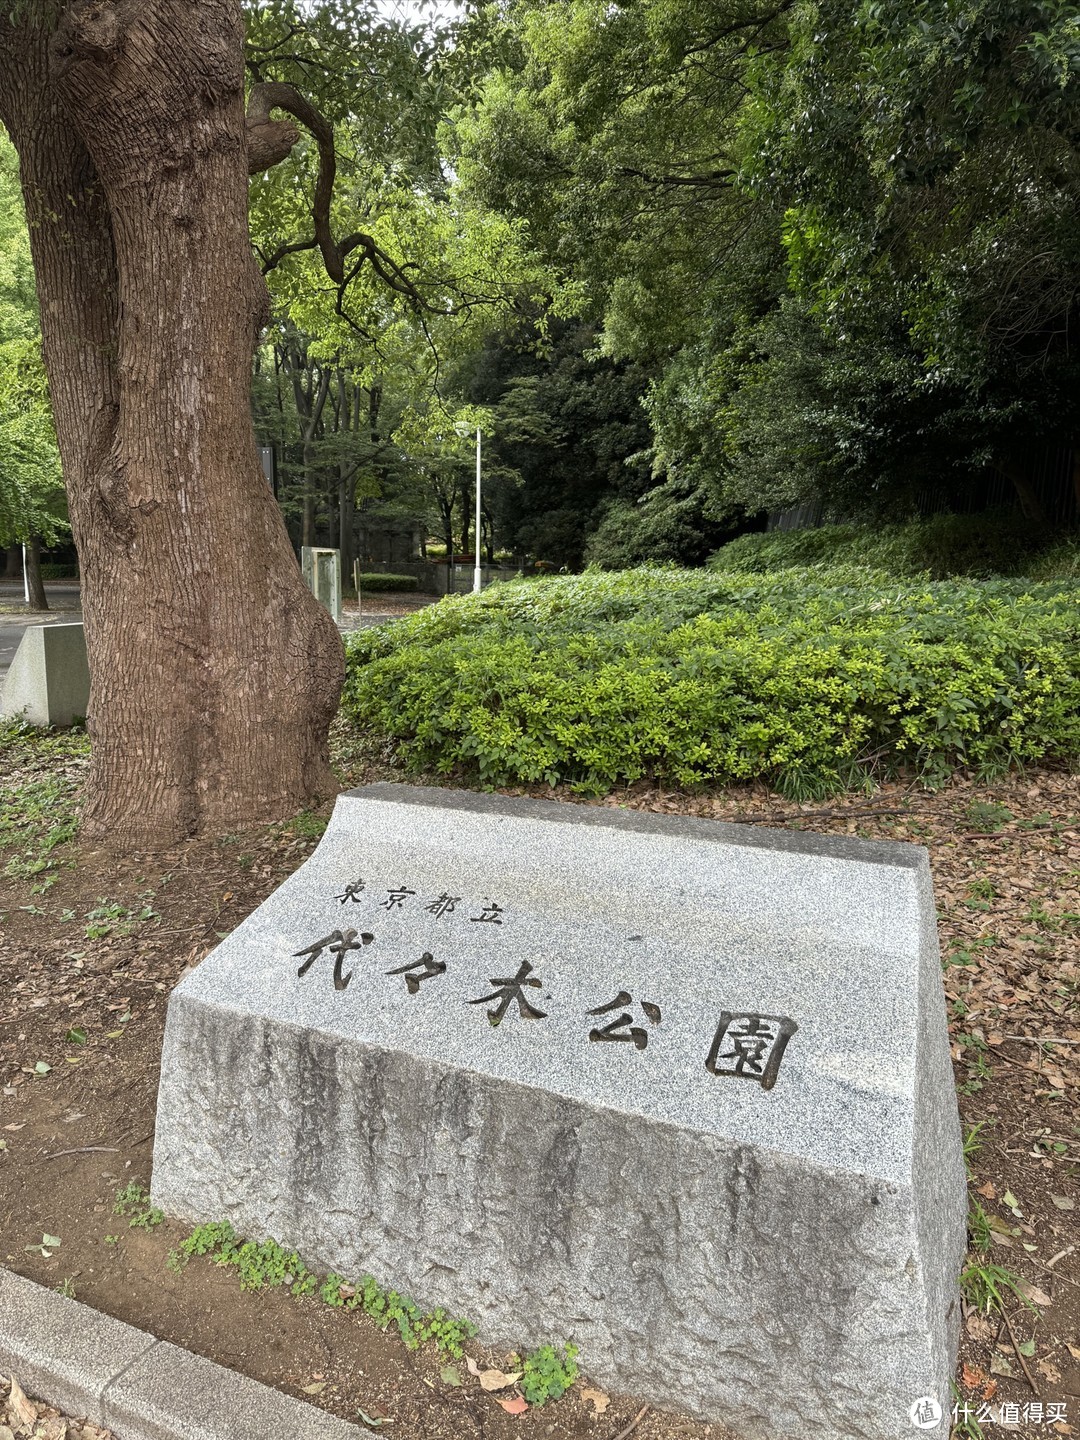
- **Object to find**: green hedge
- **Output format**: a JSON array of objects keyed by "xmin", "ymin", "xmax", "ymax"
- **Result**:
[
  {"xmin": 340, "ymin": 567, "xmax": 1080, "ymax": 798},
  {"xmin": 710, "ymin": 511, "xmax": 1080, "ymax": 581},
  {"xmin": 356, "ymin": 573, "xmax": 419, "ymax": 593},
  {"xmin": 39, "ymin": 563, "xmax": 79, "ymax": 580}
]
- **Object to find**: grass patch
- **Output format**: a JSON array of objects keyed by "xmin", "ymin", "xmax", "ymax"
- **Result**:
[
  {"xmin": 114, "ymin": 1182, "xmax": 164, "ymax": 1230},
  {"xmin": 0, "ymin": 718, "xmax": 88, "ymax": 886},
  {"xmin": 168, "ymin": 1219, "xmax": 477, "ymax": 1357}
]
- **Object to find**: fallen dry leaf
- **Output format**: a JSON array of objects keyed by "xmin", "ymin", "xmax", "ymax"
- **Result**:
[
  {"xmin": 1017, "ymin": 1279, "xmax": 1053, "ymax": 1307},
  {"xmin": 465, "ymin": 1357, "xmax": 522, "ymax": 1392},
  {"xmin": 961, "ymin": 1362, "xmax": 986, "ymax": 1389},
  {"xmin": 1050, "ymin": 1195, "xmax": 1076, "ymax": 1211},
  {"xmin": 0, "ymin": 1424, "xmax": 13, "ymax": 1440},
  {"xmin": 7, "ymin": 1375, "xmax": 36, "ymax": 1429},
  {"xmin": 990, "ymin": 1354, "xmax": 1016, "ymax": 1378},
  {"xmin": 495, "ymin": 1394, "xmax": 528, "ymax": 1416},
  {"xmin": 1067, "ymin": 1342, "xmax": 1080, "ymax": 1360},
  {"xmin": 581, "ymin": 1387, "xmax": 610, "ymax": 1415},
  {"xmin": 301, "ymin": 1382, "xmax": 326, "ymax": 1396},
  {"xmin": 1037, "ymin": 1358, "xmax": 1062, "ymax": 1383},
  {"xmin": 479, "ymin": 1369, "xmax": 521, "ymax": 1392},
  {"xmin": 965, "ymin": 1312, "xmax": 997, "ymax": 1342}
]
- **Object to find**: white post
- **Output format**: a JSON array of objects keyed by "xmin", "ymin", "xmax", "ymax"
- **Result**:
[
  {"xmin": 473, "ymin": 427, "xmax": 482, "ymax": 594},
  {"xmin": 21, "ymin": 542, "xmax": 29, "ymax": 604}
]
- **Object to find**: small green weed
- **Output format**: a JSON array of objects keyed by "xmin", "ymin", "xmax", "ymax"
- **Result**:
[
  {"xmin": 964, "ymin": 801, "xmax": 1014, "ymax": 831},
  {"xmin": 55, "ymin": 1277, "xmax": 77, "ymax": 1299},
  {"xmin": 967, "ymin": 1200, "xmax": 993, "ymax": 1254},
  {"xmin": 962, "ymin": 1123, "xmax": 985, "ymax": 1178},
  {"xmin": 960, "ymin": 1256, "xmax": 1037, "ymax": 1314},
  {"xmin": 517, "ymin": 1342, "xmax": 579, "ymax": 1406},
  {"xmin": 951, "ymin": 1382, "xmax": 985, "ymax": 1439},
  {"xmin": 84, "ymin": 899, "xmax": 160, "ymax": 939},
  {"xmin": 170, "ymin": 1221, "xmax": 478, "ymax": 1358},
  {"xmin": 286, "ymin": 810, "xmax": 328, "ymax": 840},
  {"xmin": 114, "ymin": 1182, "xmax": 164, "ymax": 1229}
]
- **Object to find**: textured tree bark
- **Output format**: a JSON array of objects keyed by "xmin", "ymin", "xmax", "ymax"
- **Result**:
[
  {"xmin": 25, "ymin": 536, "xmax": 48, "ymax": 611},
  {"xmin": 0, "ymin": 2, "xmax": 343, "ymax": 846}
]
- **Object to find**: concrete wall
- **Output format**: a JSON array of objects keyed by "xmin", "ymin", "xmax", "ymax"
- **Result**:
[{"xmin": 0, "ymin": 623, "xmax": 90, "ymax": 727}]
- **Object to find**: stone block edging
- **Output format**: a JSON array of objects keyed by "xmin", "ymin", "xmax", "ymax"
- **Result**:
[{"xmin": 0, "ymin": 1267, "xmax": 364, "ymax": 1439}]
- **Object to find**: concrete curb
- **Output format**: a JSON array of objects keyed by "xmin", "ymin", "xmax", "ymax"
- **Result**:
[{"xmin": 0, "ymin": 1267, "xmax": 367, "ymax": 1439}]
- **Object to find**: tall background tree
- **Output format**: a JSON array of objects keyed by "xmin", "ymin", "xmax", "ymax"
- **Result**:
[
  {"xmin": 0, "ymin": 131, "xmax": 65, "ymax": 607},
  {"xmin": 452, "ymin": 0, "xmax": 1080, "ymax": 530}
]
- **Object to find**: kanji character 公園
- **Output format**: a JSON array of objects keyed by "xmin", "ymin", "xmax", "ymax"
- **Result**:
[
  {"xmin": 705, "ymin": 1012, "xmax": 798, "ymax": 1090},
  {"xmin": 586, "ymin": 991, "xmax": 661, "ymax": 1051}
]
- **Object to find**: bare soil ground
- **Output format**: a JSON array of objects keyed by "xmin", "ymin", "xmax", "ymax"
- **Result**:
[{"xmin": 1, "ymin": 722, "xmax": 1078, "ymax": 1439}]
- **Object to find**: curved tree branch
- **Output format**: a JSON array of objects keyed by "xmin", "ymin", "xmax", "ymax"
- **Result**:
[{"xmin": 246, "ymin": 80, "xmax": 342, "ymax": 282}]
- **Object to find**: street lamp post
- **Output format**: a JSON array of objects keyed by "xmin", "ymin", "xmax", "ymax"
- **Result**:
[{"xmin": 473, "ymin": 426, "xmax": 482, "ymax": 594}]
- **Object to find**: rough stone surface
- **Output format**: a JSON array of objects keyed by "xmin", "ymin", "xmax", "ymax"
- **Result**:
[
  {"xmin": 152, "ymin": 784, "xmax": 966, "ymax": 1440},
  {"xmin": 103, "ymin": 1340, "xmax": 364, "ymax": 1440},
  {"xmin": 0, "ymin": 622, "xmax": 89, "ymax": 726},
  {"xmin": 0, "ymin": 1266, "xmax": 155, "ymax": 1422}
]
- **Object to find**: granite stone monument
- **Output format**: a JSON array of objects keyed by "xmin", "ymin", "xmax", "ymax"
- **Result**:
[{"xmin": 151, "ymin": 784, "xmax": 966, "ymax": 1440}]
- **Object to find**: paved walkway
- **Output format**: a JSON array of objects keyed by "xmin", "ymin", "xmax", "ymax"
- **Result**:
[
  {"xmin": 0, "ymin": 593, "xmax": 82, "ymax": 688},
  {"xmin": 0, "ymin": 583, "xmax": 432, "ymax": 683}
]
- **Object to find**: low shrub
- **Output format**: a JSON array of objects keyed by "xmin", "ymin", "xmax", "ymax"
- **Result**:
[
  {"xmin": 357, "ymin": 572, "xmax": 419, "ymax": 593},
  {"xmin": 710, "ymin": 511, "xmax": 1080, "ymax": 581},
  {"xmin": 340, "ymin": 566, "xmax": 1080, "ymax": 798},
  {"xmin": 38, "ymin": 562, "xmax": 79, "ymax": 580}
]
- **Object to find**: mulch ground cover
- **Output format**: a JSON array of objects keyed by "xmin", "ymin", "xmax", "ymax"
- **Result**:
[{"xmin": 1, "ymin": 718, "xmax": 1079, "ymax": 1440}]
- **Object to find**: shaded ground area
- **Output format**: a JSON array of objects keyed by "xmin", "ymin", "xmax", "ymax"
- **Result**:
[
  {"xmin": 1, "ymin": 1372, "xmax": 113, "ymax": 1439},
  {"xmin": 1, "ymin": 720, "xmax": 1078, "ymax": 1438}
]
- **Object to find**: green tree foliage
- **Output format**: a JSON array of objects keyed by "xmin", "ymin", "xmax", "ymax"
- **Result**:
[
  {"xmin": 245, "ymin": 0, "xmax": 558, "ymax": 564},
  {"xmin": 454, "ymin": 0, "xmax": 1080, "ymax": 527},
  {"xmin": 458, "ymin": 319, "xmax": 678, "ymax": 568},
  {"xmin": 735, "ymin": 0, "xmax": 1080, "ymax": 511},
  {"xmin": 0, "ymin": 130, "xmax": 65, "ymax": 546}
]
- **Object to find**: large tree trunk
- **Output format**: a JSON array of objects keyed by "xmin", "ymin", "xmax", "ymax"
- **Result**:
[{"xmin": 0, "ymin": 2, "xmax": 343, "ymax": 847}]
